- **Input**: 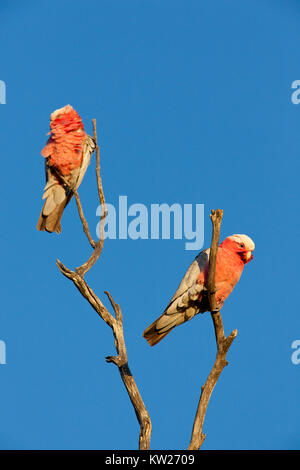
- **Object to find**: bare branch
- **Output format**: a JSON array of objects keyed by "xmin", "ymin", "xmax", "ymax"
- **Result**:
[
  {"xmin": 73, "ymin": 189, "xmax": 96, "ymax": 249},
  {"xmin": 56, "ymin": 260, "xmax": 116, "ymax": 328},
  {"xmin": 56, "ymin": 120, "xmax": 152, "ymax": 450},
  {"xmin": 104, "ymin": 291, "xmax": 152, "ymax": 450},
  {"xmin": 104, "ymin": 290, "xmax": 123, "ymax": 323},
  {"xmin": 92, "ymin": 118, "xmax": 106, "ymax": 211},
  {"xmin": 188, "ymin": 208, "xmax": 238, "ymax": 450},
  {"xmin": 75, "ymin": 119, "xmax": 107, "ymax": 277},
  {"xmin": 48, "ymin": 163, "xmax": 96, "ymax": 249},
  {"xmin": 206, "ymin": 210, "xmax": 223, "ymax": 314}
]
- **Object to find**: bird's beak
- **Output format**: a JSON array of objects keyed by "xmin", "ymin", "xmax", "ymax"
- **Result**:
[{"xmin": 244, "ymin": 251, "xmax": 253, "ymax": 263}]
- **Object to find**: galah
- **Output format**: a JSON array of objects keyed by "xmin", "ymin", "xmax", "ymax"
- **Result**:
[
  {"xmin": 143, "ymin": 234, "xmax": 255, "ymax": 346},
  {"xmin": 37, "ymin": 105, "xmax": 95, "ymax": 233}
]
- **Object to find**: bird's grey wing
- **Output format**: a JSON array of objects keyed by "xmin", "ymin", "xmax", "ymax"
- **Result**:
[
  {"xmin": 70, "ymin": 134, "xmax": 95, "ymax": 190},
  {"xmin": 41, "ymin": 158, "xmax": 66, "ymax": 215},
  {"xmin": 164, "ymin": 248, "xmax": 210, "ymax": 315}
]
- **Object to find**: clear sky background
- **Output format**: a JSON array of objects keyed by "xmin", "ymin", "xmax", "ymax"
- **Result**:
[{"xmin": 0, "ymin": 0, "xmax": 299, "ymax": 450}]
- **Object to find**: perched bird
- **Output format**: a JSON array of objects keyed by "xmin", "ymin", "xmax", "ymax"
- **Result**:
[
  {"xmin": 37, "ymin": 105, "xmax": 95, "ymax": 233},
  {"xmin": 143, "ymin": 234, "xmax": 255, "ymax": 346}
]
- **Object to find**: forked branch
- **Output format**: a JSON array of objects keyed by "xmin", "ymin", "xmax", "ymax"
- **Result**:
[
  {"xmin": 188, "ymin": 209, "xmax": 237, "ymax": 450},
  {"xmin": 56, "ymin": 120, "xmax": 152, "ymax": 450}
]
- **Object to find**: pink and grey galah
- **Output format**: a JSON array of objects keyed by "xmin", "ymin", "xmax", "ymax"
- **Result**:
[
  {"xmin": 143, "ymin": 234, "xmax": 255, "ymax": 346},
  {"xmin": 37, "ymin": 105, "xmax": 95, "ymax": 233}
]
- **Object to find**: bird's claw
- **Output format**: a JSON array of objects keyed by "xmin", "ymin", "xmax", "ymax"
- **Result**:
[{"xmin": 211, "ymin": 306, "xmax": 220, "ymax": 314}]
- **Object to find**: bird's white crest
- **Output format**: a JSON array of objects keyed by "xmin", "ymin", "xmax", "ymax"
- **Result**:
[
  {"xmin": 50, "ymin": 104, "xmax": 73, "ymax": 121},
  {"xmin": 228, "ymin": 234, "xmax": 255, "ymax": 251}
]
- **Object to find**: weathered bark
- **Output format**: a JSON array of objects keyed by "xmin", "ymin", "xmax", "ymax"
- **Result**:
[
  {"xmin": 188, "ymin": 209, "xmax": 237, "ymax": 450},
  {"xmin": 56, "ymin": 120, "xmax": 152, "ymax": 450}
]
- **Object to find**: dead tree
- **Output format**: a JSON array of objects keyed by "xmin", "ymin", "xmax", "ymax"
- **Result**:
[{"xmin": 54, "ymin": 120, "xmax": 237, "ymax": 450}]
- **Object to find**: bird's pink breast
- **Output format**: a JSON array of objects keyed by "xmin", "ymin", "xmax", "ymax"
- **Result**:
[
  {"xmin": 197, "ymin": 246, "xmax": 244, "ymax": 306},
  {"xmin": 41, "ymin": 109, "xmax": 86, "ymax": 176}
]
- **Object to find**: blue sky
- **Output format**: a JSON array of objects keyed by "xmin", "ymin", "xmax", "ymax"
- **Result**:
[{"xmin": 0, "ymin": 0, "xmax": 300, "ymax": 450}]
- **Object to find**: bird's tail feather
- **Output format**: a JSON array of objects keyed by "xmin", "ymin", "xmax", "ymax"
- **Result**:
[
  {"xmin": 143, "ymin": 312, "xmax": 185, "ymax": 346},
  {"xmin": 37, "ymin": 198, "xmax": 68, "ymax": 234}
]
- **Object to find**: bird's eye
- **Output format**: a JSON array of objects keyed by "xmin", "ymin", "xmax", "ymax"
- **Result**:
[{"xmin": 239, "ymin": 243, "xmax": 245, "ymax": 248}]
